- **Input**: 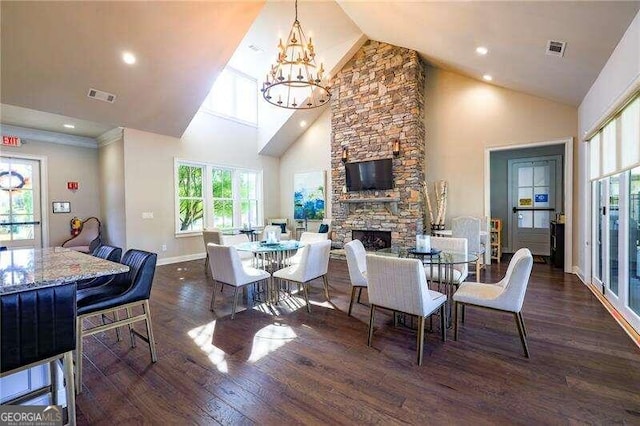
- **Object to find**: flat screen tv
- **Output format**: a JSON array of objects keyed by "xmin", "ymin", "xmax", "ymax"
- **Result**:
[{"xmin": 345, "ymin": 159, "xmax": 393, "ymax": 191}]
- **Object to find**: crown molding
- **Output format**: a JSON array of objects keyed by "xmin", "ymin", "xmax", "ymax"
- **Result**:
[
  {"xmin": 0, "ymin": 124, "xmax": 98, "ymax": 149},
  {"xmin": 97, "ymin": 127, "xmax": 124, "ymax": 147}
]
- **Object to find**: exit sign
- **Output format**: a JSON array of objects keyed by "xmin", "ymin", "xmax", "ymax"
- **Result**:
[{"xmin": 2, "ymin": 136, "xmax": 21, "ymax": 147}]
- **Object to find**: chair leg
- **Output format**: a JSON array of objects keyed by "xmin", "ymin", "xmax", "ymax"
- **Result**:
[
  {"xmin": 205, "ymin": 255, "xmax": 210, "ymax": 277},
  {"xmin": 440, "ymin": 304, "xmax": 446, "ymax": 342},
  {"xmin": 231, "ymin": 287, "xmax": 240, "ymax": 319},
  {"xmin": 367, "ymin": 304, "xmax": 376, "ymax": 347},
  {"xmin": 143, "ymin": 300, "xmax": 158, "ymax": 362},
  {"xmin": 348, "ymin": 287, "xmax": 357, "ymax": 317},
  {"xmin": 357, "ymin": 287, "xmax": 363, "ymax": 304},
  {"xmin": 49, "ymin": 360, "xmax": 58, "ymax": 405},
  {"xmin": 75, "ymin": 316, "xmax": 83, "ymax": 395},
  {"xmin": 514, "ymin": 312, "xmax": 530, "ymax": 358},
  {"xmin": 210, "ymin": 281, "xmax": 217, "ymax": 311},
  {"xmin": 63, "ymin": 351, "xmax": 77, "ymax": 426},
  {"xmin": 114, "ymin": 310, "xmax": 121, "ymax": 342},
  {"xmin": 518, "ymin": 311, "xmax": 528, "ymax": 337},
  {"xmin": 475, "ymin": 259, "xmax": 481, "ymax": 282},
  {"xmin": 417, "ymin": 316, "xmax": 425, "ymax": 366},
  {"xmin": 126, "ymin": 307, "xmax": 136, "ymax": 348},
  {"xmin": 302, "ymin": 283, "xmax": 311, "ymax": 313},
  {"xmin": 461, "ymin": 304, "xmax": 466, "ymax": 324},
  {"xmin": 454, "ymin": 302, "xmax": 459, "ymax": 341},
  {"xmin": 322, "ymin": 275, "xmax": 330, "ymax": 300}
]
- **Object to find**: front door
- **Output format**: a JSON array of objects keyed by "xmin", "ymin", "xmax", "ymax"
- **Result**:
[
  {"xmin": 0, "ymin": 156, "xmax": 43, "ymax": 248},
  {"xmin": 508, "ymin": 156, "xmax": 563, "ymax": 256}
]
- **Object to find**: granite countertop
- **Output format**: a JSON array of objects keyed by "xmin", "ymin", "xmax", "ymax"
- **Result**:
[{"xmin": 0, "ymin": 247, "xmax": 129, "ymax": 295}]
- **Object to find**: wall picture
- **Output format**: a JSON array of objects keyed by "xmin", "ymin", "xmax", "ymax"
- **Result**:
[{"xmin": 294, "ymin": 171, "xmax": 325, "ymax": 220}]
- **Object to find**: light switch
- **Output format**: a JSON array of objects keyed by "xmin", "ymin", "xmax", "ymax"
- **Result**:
[{"xmin": 142, "ymin": 212, "xmax": 154, "ymax": 219}]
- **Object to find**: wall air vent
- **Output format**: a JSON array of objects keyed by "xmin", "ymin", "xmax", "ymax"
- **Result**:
[
  {"xmin": 87, "ymin": 88, "xmax": 116, "ymax": 103},
  {"xmin": 546, "ymin": 40, "xmax": 567, "ymax": 57}
]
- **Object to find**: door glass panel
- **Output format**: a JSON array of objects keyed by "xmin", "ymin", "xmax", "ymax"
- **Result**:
[
  {"xmin": 629, "ymin": 168, "xmax": 640, "ymax": 315},
  {"xmin": 533, "ymin": 187, "xmax": 550, "ymax": 207},
  {"xmin": 534, "ymin": 211, "xmax": 550, "ymax": 229},
  {"xmin": 519, "ymin": 211, "xmax": 532, "ymax": 228},
  {"xmin": 609, "ymin": 175, "xmax": 620, "ymax": 296},
  {"xmin": 518, "ymin": 187, "xmax": 533, "ymax": 207},
  {"xmin": 534, "ymin": 165, "xmax": 548, "ymax": 186},
  {"xmin": 518, "ymin": 166, "xmax": 533, "ymax": 186},
  {"xmin": 594, "ymin": 181, "xmax": 603, "ymax": 281}
]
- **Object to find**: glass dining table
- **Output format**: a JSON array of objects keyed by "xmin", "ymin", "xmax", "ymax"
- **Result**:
[
  {"xmin": 235, "ymin": 240, "xmax": 305, "ymax": 303},
  {"xmin": 376, "ymin": 247, "xmax": 478, "ymax": 327}
]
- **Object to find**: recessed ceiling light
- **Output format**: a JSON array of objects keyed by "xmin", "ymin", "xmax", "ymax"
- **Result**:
[
  {"xmin": 482, "ymin": 74, "xmax": 493, "ymax": 81},
  {"xmin": 122, "ymin": 52, "xmax": 136, "ymax": 65},
  {"xmin": 476, "ymin": 46, "xmax": 488, "ymax": 55},
  {"xmin": 63, "ymin": 124, "xmax": 75, "ymax": 129},
  {"xmin": 300, "ymin": 121, "xmax": 307, "ymax": 128}
]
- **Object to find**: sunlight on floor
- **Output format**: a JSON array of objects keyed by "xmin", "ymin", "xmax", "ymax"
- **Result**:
[
  {"xmin": 187, "ymin": 320, "xmax": 228, "ymax": 373},
  {"xmin": 248, "ymin": 323, "xmax": 297, "ymax": 363}
]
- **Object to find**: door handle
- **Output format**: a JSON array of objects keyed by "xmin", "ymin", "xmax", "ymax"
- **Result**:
[
  {"xmin": 512, "ymin": 207, "xmax": 555, "ymax": 213},
  {"xmin": 0, "ymin": 221, "xmax": 41, "ymax": 226}
]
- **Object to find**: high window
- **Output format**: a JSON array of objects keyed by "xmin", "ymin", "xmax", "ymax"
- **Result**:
[
  {"xmin": 200, "ymin": 68, "xmax": 258, "ymax": 125},
  {"xmin": 175, "ymin": 161, "xmax": 262, "ymax": 233}
]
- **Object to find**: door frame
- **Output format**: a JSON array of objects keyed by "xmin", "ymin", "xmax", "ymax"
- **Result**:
[
  {"xmin": 507, "ymin": 154, "xmax": 563, "ymax": 254},
  {"xmin": 1, "ymin": 153, "xmax": 49, "ymax": 248},
  {"xmin": 483, "ymin": 137, "xmax": 573, "ymax": 273}
]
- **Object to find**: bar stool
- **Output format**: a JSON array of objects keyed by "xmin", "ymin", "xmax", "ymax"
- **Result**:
[
  {"xmin": 1, "ymin": 282, "xmax": 77, "ymax": 425},
  {"xmin": 77, "ymin": 245, "xmax": 122, "ymax": 290},
  {"xmin": 75, "ymin": 249, "xmax": 158, "ymax": 394}
]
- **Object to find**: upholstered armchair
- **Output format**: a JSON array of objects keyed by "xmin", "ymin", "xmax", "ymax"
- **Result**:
[
  {"xmin": 266, "ymin": 218, "xmax": 291, "ymax": 240},
  {"xmin": 61, "ymin": 217, "xmax": 101, "ymax": 253}
]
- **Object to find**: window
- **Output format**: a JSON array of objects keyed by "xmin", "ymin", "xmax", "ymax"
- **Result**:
[
  {"xmin": 175, "ymin": 160, "xmax": 262, "ymax": 233},
  {"xmin": 201, "ymin": 68, "xmax": 258, "ymax": 125},
  {"xmin": 177, "ymin": 164, "xmax": 204, "ymax": 232}
]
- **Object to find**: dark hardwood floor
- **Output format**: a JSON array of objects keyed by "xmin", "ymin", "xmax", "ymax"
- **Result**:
[{"xmin": 76, "ymin": 257, "xmax": 640, "ymax": 425}]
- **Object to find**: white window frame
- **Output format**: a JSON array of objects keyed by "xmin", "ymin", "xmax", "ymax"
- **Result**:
[
  {"xmin": 200, "ymin": 67, "xmax": 258, "ymax": 127},
  {"xmin": 174, "ymin": 159, "xmax": 263, "ymax": 235}
]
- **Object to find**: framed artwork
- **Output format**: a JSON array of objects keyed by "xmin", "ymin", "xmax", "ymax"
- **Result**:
[
  {"xmin": 52, "ymin": 201, "xmax": 71, "ymax": 213},
  {"xmin": 294, "ymin": 171, "xmax": 325, "ymax": 220}
]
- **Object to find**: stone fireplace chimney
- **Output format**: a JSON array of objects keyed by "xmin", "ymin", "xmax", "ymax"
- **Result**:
[{"xmin": 330, "ymin": 40, "xmax": 426, "ymax": 249}]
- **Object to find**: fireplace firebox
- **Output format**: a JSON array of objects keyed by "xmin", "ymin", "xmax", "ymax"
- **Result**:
[{"xmin": 352, "ymin": 230, "xmax": 391, "ymax": 251}]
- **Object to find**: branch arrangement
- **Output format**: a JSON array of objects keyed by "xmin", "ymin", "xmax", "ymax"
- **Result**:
[{"xmin": 421, "ymin": 180, "xmax": 448, "ymax": 232}]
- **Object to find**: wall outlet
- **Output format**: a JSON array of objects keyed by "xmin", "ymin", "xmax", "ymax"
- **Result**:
[
  {"xmin": 161, "ymin": 244, "xmax": 167, "ymax": 252},
  {"xmin": 142, "ymin": 212, "xmax": 154, "ymax": 219}
]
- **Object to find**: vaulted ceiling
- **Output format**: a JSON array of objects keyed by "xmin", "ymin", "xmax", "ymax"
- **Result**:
[
  {"xmin": 0, "ymin": 1, "xmax": 264, "ymax": 138},
  {"xmin": 1, "ymin": 1, "xmax": 638, "ymax": 148}
]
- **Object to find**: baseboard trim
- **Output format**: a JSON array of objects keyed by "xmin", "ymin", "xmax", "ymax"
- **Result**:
[
  {"xmin": 157, "ymin": 252, "xmax": 205, "ymax": 266},
  {"xmin": 573, "ymin": 266, "xmax": 586, "ymax": 283},
  {"xmin": 584, "ymin": 282, "xmax": 640, "ymax": 349}
]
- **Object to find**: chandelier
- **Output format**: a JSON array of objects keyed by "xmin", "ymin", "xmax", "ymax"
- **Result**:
[{"xmin": 261, "ymin": 0, "xmax": 331, "ymax": 110}]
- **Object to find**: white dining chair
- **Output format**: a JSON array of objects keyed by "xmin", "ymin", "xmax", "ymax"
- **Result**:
[
  {"xmin": 272, "ymin": 240, "xmax": 332, "ymax": 312},
  {"xmin": 344, "ymin": 239, "xmax": 368, "ymax": 316},
  {"xmin": 453, "ymin": 248, "xmax": 534, "ymax": 357},
  {"xmin": 261, "ymin": 225, "xmax": 282, "ymax": 241},
  {"xmin": 366, "ymin": 254, "xmax": 447, "ymax": 365},
  {"xmin": 202, "ymin": 228, "xmax": 222, "ymax": 276},
  {"xmin": 207, "ymin": 243, "xmax": 271, "ymax": 319},
  {"xmin": 424, "ymin": 236, "xmax": 469, "ymax": 285},
  {"xmin": 288, "ymin": 232, "xmax": 329, "ymax": 265},
  {"xmin": 220, "ymin": 233, "xmax": 254, "ymax": 264},
  {"xmin": 452, "ymin": 216, "xmax": 485, "ymax": 279}
]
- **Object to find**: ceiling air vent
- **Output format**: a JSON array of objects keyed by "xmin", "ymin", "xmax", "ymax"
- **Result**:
[
  {"xmin": 87, "ymin": 88, "xmax": 116, "ymax": 103},
  {"xmin": 546, "ymin": 40, "xmax": 567, "ymax": 57}
]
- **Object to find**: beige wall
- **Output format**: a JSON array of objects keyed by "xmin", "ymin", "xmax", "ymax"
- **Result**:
[
  {"xmin": 98, "ymin": 138, "xmax": 126, "ymax": 249},
  {"xmin": 122, "ymin": 112, "xmax": 280, "ymax": 260},
  {"xmin": 279, "ymin": 109, "xmax": 332, "ymax": 231},
  {"xmin": 423, "ymin": 66, "xmax": 578, "ymax": 263},
  {"xmin": 2, "ymin": 140, "xmax": 101, "ymax": 246}
]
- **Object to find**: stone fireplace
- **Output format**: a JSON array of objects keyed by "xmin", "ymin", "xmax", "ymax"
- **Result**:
[
  {"xmin": 330, "ymin": 40, "xmax": 426, "ymax": 249},
  {"xmin": 352, "ymin": 230, "xmax": 392, "ymax": 251}
]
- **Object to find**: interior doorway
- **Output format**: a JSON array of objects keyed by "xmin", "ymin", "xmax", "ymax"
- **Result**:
[
  {"xmin": 508, "ymin": 155, "xmax": 563, "ymax": 255},
  {"xmin": 484, "ymin": 138, "xmax": 573, "ymax": 272}
]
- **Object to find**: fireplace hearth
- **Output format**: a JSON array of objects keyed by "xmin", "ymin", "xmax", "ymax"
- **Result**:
[{"xmin": 352, "ymin": 230, "xmax": 391, "ymax": 251}]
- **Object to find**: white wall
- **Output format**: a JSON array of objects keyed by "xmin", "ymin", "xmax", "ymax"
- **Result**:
[
  {"xmin": 577, "ymin": 10, "xmax": 640, "ymax": 280},
  {"xmin": 121, "ymin": 111, "xmax": 279, "ymax": 260},
  {"xmin": 2, "ymin": 140, "xmax": 101, "ymax": 246},
  {"xmin": 278, "ymin": 109, "xmax": 331, "ymax": 231},
  {"xmin": 98, "ymin": 138, "xmax": 126, "ymax": 249}
]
